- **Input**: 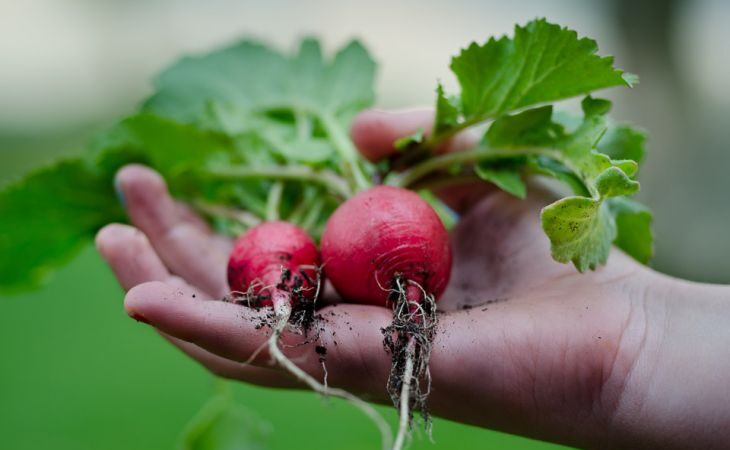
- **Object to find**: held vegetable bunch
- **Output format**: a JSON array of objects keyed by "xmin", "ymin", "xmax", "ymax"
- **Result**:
[{"xmin": 0, "ymin": 19, "xmax": 651, "ymax": 449}]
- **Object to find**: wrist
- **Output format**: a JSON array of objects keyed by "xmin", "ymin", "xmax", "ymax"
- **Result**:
[{"xmin": 603, "ymin": 272, "xmax": 730, "ymax": 450}]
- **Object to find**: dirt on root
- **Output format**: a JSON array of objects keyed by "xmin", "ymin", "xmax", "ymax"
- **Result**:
[
  {"xmin": 381, "ymin": 274, "xmax": 438, "ymax": 430},
  {"xmin": 223, "ymin": 266, "xmax": 327, "ymax": 357}
]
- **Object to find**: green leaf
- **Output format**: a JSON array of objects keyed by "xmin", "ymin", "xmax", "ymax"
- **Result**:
[
  {"xmin": 180, "ymin": 384, "xmax": 270, "ymax": 450},
  {"xmin": 526, "ymin": 156, "xmax": 589, "ymax": 196},
  {"xmin": 279, "ymin": 138, "xmax": 335, "ymax": 163},
  {"xmin": 431, "ymin": 19, "xmax": 636, "ymax": 144},
  {"xmin": 434, "ymin": 83, "xmax": 460, "ymax": 136},
  {"xmin": 539, "ymin": 102, "xmax": 641, "ymax": 270},
  {"xmin": 474, "ymin": 162, "xmax": 526, "ymax": 199},
  {"xmin": 393, "ymin": 128, "xmax": 425, "ymax": 151},
  {"xmin": 607, "ymin": 197, "xmax": 654, "ymax": 264},
  {"xmin": 145, "ymin": 39, "xmax": 375, "ymax": 125},
  {"xmin": 597, "ymin": 123, "xmax": 647, "ymax": 166},
  {"xmin": 541, "ymin": 166, "xmax": 639, "ymax": 271},
  {"xmin": 90, "ymin": 113, "xmax": 299, "ymax": 237},
  {"xmin": 142, "ymin": 37, "xmax": 375, "ymax": 194},
  {"xmin": 144, "ymin": 42, "xmax": 287, "ymax": 123},
  {"xmin": 541, "ymin": 197, "xmax": 615, "ymax": 271},
  {"xmin": 94, "ymin": 113, "xmax": 240, "ymax": 177},
  {"xmin": 484, "ymin": 105, "xmax": 562, "ymax": 148},
  {"xmin": 320, "ymin": 40, "xmax": 377, "ymax": 115},
  {"xmin": 0, "ymin": 159, "xmax": 124, "ymax": 291},
  {"xmin": 595, "ymin": 166, "xmax": 639, "ymax": 197},
  {"xmin": 451, "ymin": 19, "xmax": 634, "ymax": 119},
  {"xmin": 418, "ymin": 189, "xmax": 458, "ymax": 230},
  {"xmin": 558, "ymin": 97, "xmax": 609, "ymax": 159},
  {"xmin": 479, "ymin": 95, "xmax": 648, "ymax": 270},
  {"xmin": 542, "ymin": 194, "xmax": 653, "ymax": 271}
]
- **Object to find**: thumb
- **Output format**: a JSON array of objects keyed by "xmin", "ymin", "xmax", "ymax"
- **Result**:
[
  {"xmin": 351, "ymin": 108, "xmax": 489, "ymax": 213},
  {"xmin": 351, "ymin": 108, "xmax": 477, "ymax": 163}
]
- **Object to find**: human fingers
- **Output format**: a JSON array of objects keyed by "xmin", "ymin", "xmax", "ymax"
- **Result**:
[
  {"xmin": 114, "ymin": 165, "xmax": 231, "ymax": 298},
  {"xmin": 124, "ymin": 281, "xmax": 394, "ymax": 399}
]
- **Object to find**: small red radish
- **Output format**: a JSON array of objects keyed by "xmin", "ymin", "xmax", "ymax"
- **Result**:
[
  {"xmin": 227, "ymin": 221, "xmax": 320, "ymax": 307},
  {"xmin": 321, "ymin": 185, "xmax": 452, "ymax": 450},
  {"xmin": 226, "ymin": 220, "xmax": 393, "ymax": 449},
  {"xmin": 321, "ymin": 185, "xmax": 452, "ymax": 307}
]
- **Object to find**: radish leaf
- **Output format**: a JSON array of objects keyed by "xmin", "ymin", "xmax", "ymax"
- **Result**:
[
  {"xmin": 481, "ymin": 96, "xmax": 649, "ymax": 270},
  {"xmin": 434, "ymin": 18, "xmax": 636, "ymax": 140},
  {"xmin": 145, "ymin": 39, "xmax": 375, "ymax": 130},
  {"xmin": 474, "ymin": 161, "xmax": 527, "ymax": 199},
  {"xmin": 598, "ymin": 124, "xmax": 647, "ymax": 167},
  {"xmin": 0, "ymin": 159, "xmax": 125, "ymax": 291},
  {"xmin": 608, "ymin": 197, "xmax": 654, "ymax": 264}
]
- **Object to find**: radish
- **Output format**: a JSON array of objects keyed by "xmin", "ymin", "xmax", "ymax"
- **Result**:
[
  {"xmin": 227, "ymin": 220, "xmax": 393, "ymax": 449},
  {"xmin": 321, "ymin": 186, "xmax": 452, "ymax": 449},
  {"xmin": 227, "ymin": 220, "xmax": 320, "ymax": 308}
]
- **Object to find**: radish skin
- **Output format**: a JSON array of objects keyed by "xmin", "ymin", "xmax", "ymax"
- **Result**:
[
  {"xmin": 321, "ymin": 186, "xmax": 452, "ymax": 307},
  {"xmin": 227, "ymin": 221, "xmax": 319, "ymax": 306}
]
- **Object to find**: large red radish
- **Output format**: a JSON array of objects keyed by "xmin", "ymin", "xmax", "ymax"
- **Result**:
[
  {"xmin": 228, "ymin": 221, "xmax": 320, "ymax": 307},
  {"xmin": 321, "ymin": 185, "xmax": 452, "ymax": 450},
  {"xmin": 321, "ymin": 185, "xmax": 451, "ymax": 306}
]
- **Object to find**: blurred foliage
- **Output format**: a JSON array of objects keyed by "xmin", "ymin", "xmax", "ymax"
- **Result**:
[{"xmin": 180, "ymin": 381, "xmax": 271, "ymax": 450}]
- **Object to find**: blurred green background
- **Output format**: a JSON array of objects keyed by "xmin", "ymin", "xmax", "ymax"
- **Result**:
[{"xmin": 2, "ymin": 0, "xmax": 729, "ymax": 449}]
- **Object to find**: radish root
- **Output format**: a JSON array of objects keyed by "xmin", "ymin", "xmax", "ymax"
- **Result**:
[
  {"xmin": 383, "ymin": 277, "xmax": 438, "ymax": 449},
  {"xmin": 393, "ymin": 338, "xmax": 415, "ymax": 450},
  {"xmin": 268, "ymin": 296, "xmax": 393, "ymax": 450},
  {"xmin": 230, "ymin": 266, "xmax": 393, "ymax": 450}
]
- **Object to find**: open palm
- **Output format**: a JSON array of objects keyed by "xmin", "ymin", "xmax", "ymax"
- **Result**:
[{"xmin": 97, "ymin": 109, "xmax": 730, "ymax": 450}]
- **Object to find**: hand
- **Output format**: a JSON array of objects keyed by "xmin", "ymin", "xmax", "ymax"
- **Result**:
[{"xmin": 96, "ymin": 109, "xmax": 730, "ymax": 450}]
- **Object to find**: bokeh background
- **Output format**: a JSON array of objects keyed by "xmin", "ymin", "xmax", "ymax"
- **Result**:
[{"xmin": 2, "ymin": 0, "xmax": 729, "ymax": 449}]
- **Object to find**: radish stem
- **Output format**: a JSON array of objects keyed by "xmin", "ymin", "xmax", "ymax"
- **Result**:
[
  {"xmin": 193, "ymin": 200, "xmax": 262, "ymax": 228},
  {"xmin": 265, "ymin": 182, "xmax": 284, "ymax": 221},
  {"xmin": 207, "ymin": 165, "xmax": 352, "ymax": 199},
  {"xmin": 287, "ymin": 187, "xmax": 318, "ymax": 225},
  {"xmin": 319, "ymin": 112, "xmax": 371, "ymax": 192},
  {"xmin": 299, "ymin": 197, "xmax": 325, "ymax": 231},
  {"xmin": 385, "ymin": 146, "xmax": 560, "ymax": 188}
]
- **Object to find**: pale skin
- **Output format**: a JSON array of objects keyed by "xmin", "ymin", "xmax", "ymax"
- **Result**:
[{"xmin": 96, "ymin": 109, "xmax": 730, "ymax": 450}]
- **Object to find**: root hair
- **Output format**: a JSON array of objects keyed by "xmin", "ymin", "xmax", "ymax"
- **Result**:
[
  {"xmin": 382, "ymin": 276, "xmax": 438, "ymax": 450},
  {"xmin": 233, "ymin": 265, "xmax": 394, "ymax": 450}
]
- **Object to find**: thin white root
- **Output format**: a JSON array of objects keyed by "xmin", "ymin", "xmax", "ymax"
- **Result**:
[
  {"xmin": 268, "ymin": 298, "xmax": 394, "ymax": 450},
  {"xmin": 393, "ymin": 339, "xmax": 415, "ymax": 450},
  {"xmin": 241, "ymin": 339, "xmax": 268, "ymax": 366},
  {"xmin": 383, "ymin": 278, "xmax": 438, "ymax": 448}
]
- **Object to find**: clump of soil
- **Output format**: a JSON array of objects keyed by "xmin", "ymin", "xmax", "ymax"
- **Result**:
[{"xmin": 223, "ymin": 266, "xmax": 327, "ymax": 359}]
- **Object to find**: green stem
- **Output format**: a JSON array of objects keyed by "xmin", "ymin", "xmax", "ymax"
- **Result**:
[
  {"xmin": 299, "ymin": 196, "xmax": 325, "ymax": 231},
  {"xmin": 266, "ymin": 182, "xmax": 284, "ymax": 221},
  {"xmin": 386, "ymin": 145, "xmax": 562, "ymax": 188},
  {"xmin": 411, "ymin": 174, "xmax": 483, "ymax": 192},
  {"xmin": 319, "ymin": 112, "xmax": 370, "ymax": 192},
  {"xmin": 178, "ymin": 379, "xmax": 233, "ymax": 450},
  {"xmin": 423, "ymin": 115, "xmax": 485, "ymax": 150},
  {"xmin": 295, "ymin": 109, "xmax": 312, "ymax": 141},
  {"xmin": 286, "ymin": 187, "xmax": 318, "ymax": 225},
  {"xmin": 193, "ymin": 200, "xmax": 262, "ymax": 228},
  {"xmin": 206, "ymin": 165, "xmax": 351, "ymax": 199}
]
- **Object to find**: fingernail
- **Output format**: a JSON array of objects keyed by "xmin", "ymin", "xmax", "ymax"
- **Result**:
[
  {"xmin": 129, "ymin": 311, "xmax": 150, "ymax": 325},
  {"xmin": 114, "ymin": 174, "xmax": 126, "ymax": 207}
]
